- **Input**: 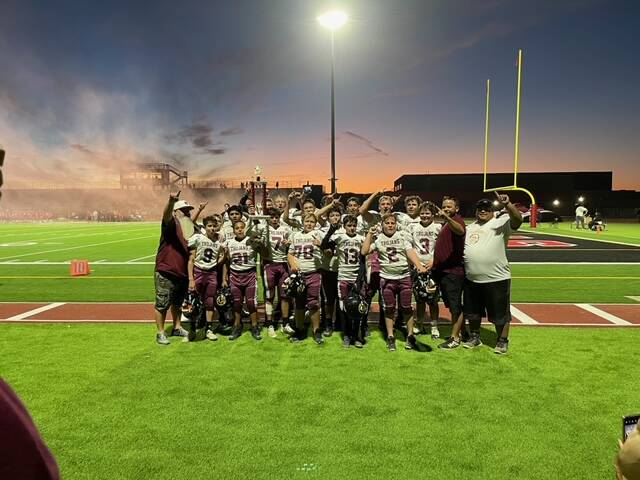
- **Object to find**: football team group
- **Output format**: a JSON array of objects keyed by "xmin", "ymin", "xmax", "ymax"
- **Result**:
[{"xmin": 153, "ymin": 187, "xmax": 523, "ymax": 354}]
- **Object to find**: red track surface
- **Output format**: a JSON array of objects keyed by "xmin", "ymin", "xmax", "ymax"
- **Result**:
[{"xmin": 1, "ymin": 302, "xmax": 639, "ymax": 326}]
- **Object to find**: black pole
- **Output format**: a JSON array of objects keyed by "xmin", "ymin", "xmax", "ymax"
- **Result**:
[{"xmin": 330, "ymin": 32, "xmax": 336, "ymax": 194}]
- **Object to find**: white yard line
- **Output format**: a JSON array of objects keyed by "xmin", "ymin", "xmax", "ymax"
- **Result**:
[
  {"xmin": 509, "ymin": 305, "xmax": 539, "ymax": 324},
  {"xmin": 625, "ymin": 296, "xmax": 640, "ymax": 302},
  {"xmin": 575, "ymin": 303, "xmax": 632, "ymax": 325},
  {"xmin": 126, "ymin": 254, "xmax": 156, "ymax": 263},
  {"xmin": 0, "ymin": 235, "xmax": 156, "ymax": 261},
  {"xmin": 5, "ymin": 302, "xmax": 66, "ymax": 321},
  {"xmin": 519, "ymin": 228, "xmax": 640, "ymax": 248}
]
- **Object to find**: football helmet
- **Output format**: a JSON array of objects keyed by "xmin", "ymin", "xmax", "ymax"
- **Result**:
[
  {"xmin": 345, "ymin": 286, "xmax": 369, "ymax": 317},
  {"xmin": 283, "ymin": 273, "xmax": 306, "ymax": 298},
  {"xmin": 181, "ymin": 291, "xmax": 203, "ymax": 320},
  {"xmin": 412, "ymin": 271, "xmax": 439, "ymax": 303},
  {"xmin": 215, "ymin": 287, "xmax": 234, "ymax": 311}
]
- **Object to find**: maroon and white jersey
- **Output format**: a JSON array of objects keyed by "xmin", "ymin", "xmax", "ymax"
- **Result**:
[
  {"xmin": 396, "ymin": 212, "xmax": 420, "ymax": 231},
  {"xmin": 371, "ymin": 230, "xmax": 414, "ymax": 280},
  {"xmin": 330, "ymin": 232, "xmax": 365, "ymax": 282},
  {"xmin": 221, "ymin": 224, "xmax": 236, "ymax": 242},
  {"xmin": 188, "ymin": 233, "xmax": 225, "ymax": 271},
  {"xmin": 261, "ymin": 224, "xmax": 292, "ymax": 263},
  {"xmin": 408, "ymin": 221, "xmax": 441, "ymax": 264},
  {"xmin": 225, "ymin": 236, "xmax": 260, "ymax": 272},
  {"xmin": 288, "ymin": 230, "xmax": 323, "ymax": 273}
]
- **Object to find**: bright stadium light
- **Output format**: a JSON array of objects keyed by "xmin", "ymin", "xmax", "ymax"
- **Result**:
[
  {"xmin": 553, "ymin": 199, "xmax": 560, "ymax": 206},
  {"xmin": 578, "ymin": 196, "xmax": 585, "ymax": 203},
  {"xmin": 317, "ymin": 10, "xmax": 348, "ymax": 194},
  {"xmin": 317, "ymin": 10, "xmax": 348, "ymax": 31},
  {"xmin": 493, "ymin": 200, "xmax": 500, "ymax": 207}
]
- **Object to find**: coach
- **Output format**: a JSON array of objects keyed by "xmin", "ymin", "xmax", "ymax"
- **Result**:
[
  {"xmin": 462, "ymin": 193, "xmax": 522, "ymax": 354},
  {"xmin": 154, "ymin": 191, "xmax": 195, "ymax": 345}
]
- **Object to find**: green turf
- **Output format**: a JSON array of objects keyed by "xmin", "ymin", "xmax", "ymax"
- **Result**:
[
  {"xmin": 0, "ymin": 323, "xmax": 636, "ymax": 480},
  {"xmin": 520, "ymin": 222, "xmax": 640, "ymax": 245},
  {"xmin": 0, "ymin": 222, "xmax": 638, "ymax": 303}
]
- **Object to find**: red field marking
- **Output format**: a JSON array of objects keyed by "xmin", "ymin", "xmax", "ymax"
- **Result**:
[
  {"xmin": 514, "ymin": 304, "xmax": 606, "ymax": 324},
  {"xmin": 594, "ymin": 305, "xmax": 640, "ymax": 325},
  {"xmin": 0, "ymin": 303, "xmax": 49, "ymax": 319},
  {"xmin": 28, "ymin": 303, "xmax": 153, "ymax": 321}
]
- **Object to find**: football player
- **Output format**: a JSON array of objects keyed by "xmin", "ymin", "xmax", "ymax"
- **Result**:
[
  {"xmin": 408, "ymin": 202, "xmax": 442, "ymax": 339},
  {"xmin": 362, "ymin": 214, "xmax": 426, "ymax": 351},
  {"xmin": 223, "ymin": 220, "xmax": 264, "ymax": 341},
  {"xmin": 187, "ymin": 214, "xmax": 226, "ymax": 340}
]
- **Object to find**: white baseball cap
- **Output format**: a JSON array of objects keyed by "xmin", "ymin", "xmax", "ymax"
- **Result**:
[{"xmin": 173, "ymin": 200, "xmax": 194, "ymax": 211}]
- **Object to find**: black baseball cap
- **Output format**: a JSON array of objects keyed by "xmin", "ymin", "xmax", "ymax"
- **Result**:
[{"xmin": 476, "ymin": 199, "xmax": 494, "ymax": 210}]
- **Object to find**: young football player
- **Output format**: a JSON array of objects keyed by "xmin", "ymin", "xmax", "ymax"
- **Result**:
[
  {"xmin": 321, "ymin": 214, "xmax": 367, "ymax": 348},
  {"xmin": 261, "ymin": 208, "xmax": 293, "ymax": 337},
  {"xmin": 223, "ymin": 220, "xmax": 263, "ymax": 341},
  {"xmin": 396, "ymin": 195, "xmax": 422, "ymax": 230},
  {"xmin": 318, "ymin": 205, "xmax": 342, "ymax": 337},
  {"xmin": 287, "ymin": 212, "xmax": 324, "ymax": 344},
  {"xmin": 187, "ymin": 214, "xmax": 226, "ymax": 340},
  {"xmin": 362, "ymin": 214, "xmax": 426, "ymax": 351},
  {"xmin": 408, "ymin": 202, "xmax": 442, "ymax": 339}
]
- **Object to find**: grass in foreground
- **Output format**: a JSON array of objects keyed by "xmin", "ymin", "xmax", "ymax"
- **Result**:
[{"xmin": 0, "ymin": 324, "xmax": 637, "ymax": 480}]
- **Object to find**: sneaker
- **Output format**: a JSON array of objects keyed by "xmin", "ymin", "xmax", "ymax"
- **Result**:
[
  {"xmin": 313, "ymin": 329, "xmax": 325, "ymax": 345},
  {"xmin": 267, "ymin": 325, "xmax": 277, "ymax": 338},
  {"xmin": 323, "ymin": 326, "xmax": 333, "ymax": 337},
  {"xmin": 283, "ymin": 323, "xmax": 296, "ymax": 335},
  {"xmin": 205, "ymin": 329, "xmax": 218, "ymax": 341},
  {"xmin": 387, "ymin": 336, "xmax": 397, "ymax": 352},
  {"xmin": 463, "ymin": 334, "xmax": 483, "ymax": 349},
  {"xmin": 156, "ymin": 332, "xmax": 170, "ymax": 345},
  {"xmin": 439, "ymin": 337, "xmax": 460, "ymax": 349},
  {"xmin": 342, "ymin": 336, "xmax": 351, "ymax": 348},
  {"xmin": 289, "ymin": 334, "xmax": 301, "ymax": 344},
  {"xmin": 405, "ymin": 335, "xmax": 417, "ymax": 350},
  {"xmin": 412, "ymin": 326, "xmax": 421, "ymax": 335},
  {"xmin": 494, "ymin": 338, "xmax": 509, "ymax": 355},
  {"xmin": 354, "ymin": 339, "xmax": 364, "ymax": 349},
  {"xmin": 430, "ymin": 326, "xmax": 440, "ymax": 340},
  {"xmin": 250, "ymin": 327, "xmax": 262, "ymax": 341},
  {"xmin": 229, "ymin": 325, "xmax": 243, "ymax": 341},
  {"xmin": 460, "ymin": 329, "xmax": 470, "ymax": 343},
  {"xmin": 171, "ymin": 326, "xmax": 189, "ymax": 337}
]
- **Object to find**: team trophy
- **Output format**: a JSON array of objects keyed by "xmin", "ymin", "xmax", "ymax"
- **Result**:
[{"xmin": 249, "ymin": 165, "xmax": 269, "ymax": 217}]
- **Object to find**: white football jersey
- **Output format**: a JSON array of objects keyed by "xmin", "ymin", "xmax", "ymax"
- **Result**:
[
  {"xmin": 371, "ymin": 230, "xmax": 414, "ymax": 280},
  {"xmin": 188, "ymin": 233, "xmax": 225, "ymax": 271},
  {"xmin": 408, "ymin": 221, "xmax": 441, "ymax": 263},
  {"xmin": 225, "ymin": 236, "xmax": 260, "ymax": 272},
  {"xmin": 288, "ymin": 230, "xmax": 323, "ymax": 273},
  {"xmin": 330, "ymin": 232, "xmax": 365, "ymax": 281}
]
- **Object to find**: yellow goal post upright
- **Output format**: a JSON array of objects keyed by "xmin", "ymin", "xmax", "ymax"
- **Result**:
[{"xmin": 483, "ymin": 49, "xmax": 538, "ymax": 227}]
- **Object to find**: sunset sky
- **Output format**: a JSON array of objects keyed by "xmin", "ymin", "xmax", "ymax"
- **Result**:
[{"xmin": 1, "ymin": 0, "xmax": 639, "ymax": 193}]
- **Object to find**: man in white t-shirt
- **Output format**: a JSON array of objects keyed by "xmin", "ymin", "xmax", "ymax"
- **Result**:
[
  {"xmin": 462, "ymin": 193, "xmax": 522, "ymax": 355},
  {"xmin": 575, "ymin": 205, "xmax": 588, "ymax": 229}
]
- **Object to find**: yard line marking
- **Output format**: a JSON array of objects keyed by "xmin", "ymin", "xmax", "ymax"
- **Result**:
[
  {"xmin": 126, "ymin": 254, "xmax": 156, "ymax": 263},
  {"xmin": 0, "ymin": 235, "xmax": 156, "ymax": 261},
  {"xmin": 510, "ymin": 305, "xmax": 539, "ymax": 324},
  {"xmin": 93, "ymin": 260, "xmax": 108, "ymax": 263},
  {"xmin": 5, "ymin": 302, "xmax": 66, "ymax": 321},
  {"xmin": 0, "ymin": 226, "xmax": 155, "ymax": 243},
  {"xmin": 625, "ymin": 296, "xmax": 640, "ymax": 302},
  {"xmin": 575, "ymin": 304, "xmax": 632, "ymax": 325}
]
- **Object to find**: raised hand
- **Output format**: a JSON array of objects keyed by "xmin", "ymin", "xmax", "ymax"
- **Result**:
[
  {"xmin": 169, "ymin": 190, "xmax": 181, "ymax": 202},
  {"xmin": 495, "ymin": 191, "xmax": 510, "ymax": 205}
]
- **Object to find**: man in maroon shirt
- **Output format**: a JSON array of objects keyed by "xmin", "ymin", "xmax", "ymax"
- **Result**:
[
  {"xmin": 154, "ymin": 191, "xmax": 196, "ymax": 345},
  {"xmin": 0, "ymin": 379, "xmax": 60, "ymax": 479},
  {"xmin": 427, "ymin": 196, "xmax": 467, "ymax": 349}
]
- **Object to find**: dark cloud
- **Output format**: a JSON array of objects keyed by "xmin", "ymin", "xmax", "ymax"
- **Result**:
[
  {"xmin": 342, "ymin": 131, "xmax": 389, "ymax": 157},
  {"xmin": 220, "ymin": 127, "xmax": 243, "ymax": 136},
  {"xmin": 204, "ymin": 148, "xmax": 226, "ymax": 155},
  {"xmin": 70, "ymin": 144, "xmax": 96, "ymax": 155}
]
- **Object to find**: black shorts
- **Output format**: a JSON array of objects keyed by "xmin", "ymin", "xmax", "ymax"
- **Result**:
[
  {"xmin": 463, "ymin": 278, "xmax": 512, "ymax": 326},
  {"xmin": 154, "ymin": 271, "xmax": 188, "ymax": 313},
  {"xmin": 439, "ymin": 273, "xmax": 464, "ymax": 315}
]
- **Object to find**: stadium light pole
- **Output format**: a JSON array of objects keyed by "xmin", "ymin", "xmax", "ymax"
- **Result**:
[{"xmin": 317, "ymin": 10, "xmax": 347, "ymax": 194}]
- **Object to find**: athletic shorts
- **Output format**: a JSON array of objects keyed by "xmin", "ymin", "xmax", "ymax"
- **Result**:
[
  {"xmin": 337, "ymin": 280, "xmax": 356, "ymax": 312},
  {"xmin": 463, "ymin": 278, "xmax": 512, "ymax": 326},
  {"xmin": 263, "ymin": 262, "xmax": 289, "ymax": 301},
  {"xmin": 154, "ymin": 270, "xmax": 188, "ymax": 313},
  {"xmin": 439, "ymin": 272, "xmax": 464, "ymax": 315},
  {"xmin": 194, "ymin": 267, "xmax": 218, "ymax": 310},
  {"xmin": 230, "ymin": 269, "xmax": 258, "ymax": 313},
  {"xmin": 380, "ymin": 276, "xmax": 413, "ymax": 315},
  {"xmin": 297, "ymin": 271, "xmax": 321, "ymax": 311}
]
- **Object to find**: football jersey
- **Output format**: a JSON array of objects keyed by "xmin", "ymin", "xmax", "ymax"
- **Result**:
[
  {"xmin": 330, "ymin": 232, "xmax": 365, "ymax": 281},
  {"xmin": 371, "ymin": 230, "xmax": 414, "ymax": 280},
  {"xmin": 261, "ymin": 223, "xmax": 292, "ymax": 263},
  {"xmin": 396, "ymin": 212, "xmax": 420, "ymax": 231},
  {"xmin": 408, "ymin": 221, "xmax": 441, "ymax": 263},
  {"xmin": 188, "ymin": 233, "xmax": 225, "ymax": 271},
  {"xmin": 288, "ymin": 230, "xmax": 323, "ymax": 273},
  {"xmin": 226, "ymin": 236, "xmax": 260, "ymax": 272}
]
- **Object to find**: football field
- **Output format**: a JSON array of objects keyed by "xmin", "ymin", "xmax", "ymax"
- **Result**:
[{"xmin": 1, "ymin": 221, "xmax": 640, "ymax": 479}]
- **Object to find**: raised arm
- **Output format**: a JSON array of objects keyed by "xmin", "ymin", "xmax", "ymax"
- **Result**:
[
  {"xmin": 359, "ymin": 190, "xmax": 383, "ymax": 223},
  {"xmin": 436, "ymin": 205, "xmax": 465, "ymax": 236},
  {"xmin": 282, "ymin": 192, "xmax": 302, "ymax": 229},
  {"xmin": 315, "ymin": 197, "xmax": 341, "ymax": 221},
  {"xmin": 361, "ymin": 226, "xmax": 377, "ymax": 256},
  {"xmin": 192, "ymin": 201, "xmax": 208, "ymax": 223},
  {"xmin": 163, "ymin": 190, "xmax": 180, "ymax": 223},
  {"xmin": 320, "ymin": 223, "xmax": 340, "ymax": 251},
  {"xmin": 496, "ymin": 191, "xmax": 523, "ymax": 230}
]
